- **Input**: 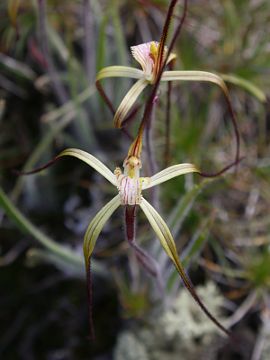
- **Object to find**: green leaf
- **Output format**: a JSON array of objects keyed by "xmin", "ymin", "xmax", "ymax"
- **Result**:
[
  {"xmin": 0, "ymin": 186, "xmax": 82, "ymax": 274},
  {"xmin": 83, "ymin": 194, "xmax": 120, "ymax": 269},
  {"xmin": 42, "ymin": 86, "xmax": 95, "ymax": 123},
  {"xmin": 167, "ymin": 180, "xmax": 210, "ymax": 236},
  {"xmin": 167, "ymin": 218, "xmax": 211, "ymax": 290},
  {"xmin": 143, "ymin": 163, "xmax": 199, "ymax": 189},
  {"xmin": 25, "ymin": 248, "xmax": 83, "ymax": 277},
  {"xmin": 57, "ymin": 148, "xmax": 116, "ymax": 186},
  {"xmin": 0, "ymin": 53, "xmax": 36, "ymax": 81},
  {"xmin": 0, "ymin": 186, "xmax": 107, "ymax": 277},
  {"xmin": 182, "ymin": 219, "xmax": 211, "ymax": 267}
]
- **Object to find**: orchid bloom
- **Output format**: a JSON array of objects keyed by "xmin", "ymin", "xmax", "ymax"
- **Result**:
[
  {"xmin": 96, "ymin": 41, "xmax": 234, "ymax": 130},
  {"xmin": 49, "ymin": 136, "xmax": 229, "ymax": 336}
]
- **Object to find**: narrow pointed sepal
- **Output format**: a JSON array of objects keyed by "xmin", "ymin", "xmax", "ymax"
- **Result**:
[
  {"xmin": 161, "ymin": 70, "xmax": 229, "ymax": 97},
  {"xmin": 142, "ymin": 163, "xmax": 199, "ymax": 190},
  {"xmin": 57, "ymin": 148, "xmax": 116, "ymax": 186},
  {"xmin": 140, "ymin": 198, "xmax": 230, "ymax": 336},
  {"xmin": 83, "ymin": 194, "xmax": 121, "ymax": 270}
]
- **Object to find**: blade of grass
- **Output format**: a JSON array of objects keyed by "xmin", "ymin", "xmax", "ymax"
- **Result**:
[
  {"xmin": 167, "ymin": 217, "xmax": 211, "ymax": 291},
  {"xmin": 168, "ymin": 179, "xmax": 211, "ymax": 236},
  {"xmin": 0, "ymin": 186, "xmax": 106, "ymax": 277},
  {"xmin": 0, "ymin": 53, "xmax": 36, "ymax": 81},
  {"xmin": 11, "ymin": 86, "xmax": 95, "ymax": 200},
  {"xmin": 42, "ymin": 85, "xmax": 95, "ymax": 123}
]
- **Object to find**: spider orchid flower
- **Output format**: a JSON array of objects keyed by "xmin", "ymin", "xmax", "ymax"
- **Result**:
[
  {"xmin": 47, "ymin": 141, "xmax": 229, "ymax": 336},
  {"xmin": 96, "ymin": 41, "xmax": 234, "ymax": 131}
]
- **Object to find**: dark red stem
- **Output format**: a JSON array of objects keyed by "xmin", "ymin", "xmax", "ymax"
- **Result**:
[
  {"xmin": 86, "ymin": 261, "xmax": 95, "ymax": 341},
  {"xmin": 138, "ymin": 0, "xmax": 188, "ymax": 136}
]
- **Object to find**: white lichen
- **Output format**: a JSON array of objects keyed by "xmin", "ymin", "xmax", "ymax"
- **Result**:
[
  {"xmin": 114, "ymin": 331, "xmax": 149, "ymax": 360},
  {"xmin": 114, "ymin": 282, "xmax": 226, "ymax": 360},
  {"xmin": 159, "ymin": 281, "xmax": 225, "ymax": 343}
]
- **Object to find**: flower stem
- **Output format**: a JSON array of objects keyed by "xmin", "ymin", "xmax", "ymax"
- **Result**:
[
  {"xmin": 135, "ymin": 0, "xmax": 188, "ymax": 147},
  {"xmin": 86, "ymin": 261, "xmax": 95, "ymax": 341}
]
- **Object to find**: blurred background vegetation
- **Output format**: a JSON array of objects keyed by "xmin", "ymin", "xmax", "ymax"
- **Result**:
[{"xmin": 0, "ymin": 0, "xmax": 269, "ymax": 359}]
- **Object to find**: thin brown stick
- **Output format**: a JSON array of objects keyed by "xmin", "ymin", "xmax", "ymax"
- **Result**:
[
  {"xmin": 86, "ymin": 261, "xmax": 95, "ymax": 341},
  {"xmin": 199, "ymin": 156, "xmax": 245, "ymax": 178},
  {"xmin": 156, "ymin": 0, "xmax": 178, "ymax": 76},
  {"xmin": 13, "ymin": 157, "xmax": 59, "ymax": 176},
  {"xmin": 96, "ymin": 80, "xmax": 140, "ymax": 141},
  {"xmin": 95, "ymin": 79, "xmax": 115, "ymax": 115},
  {"xmin": 138, "ymin": 0, "xmax": 188, "ymax": 137}
]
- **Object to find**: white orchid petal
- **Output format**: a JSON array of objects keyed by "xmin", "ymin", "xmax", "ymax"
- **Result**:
[
  {"xmin": 83, "ymin": 195, "xmax": 121, "ymax": 269},
  {"xmin": 143, "ymin": 163, "xmax": 199, "ymax": 190},
  {"xmin": 131, "ymin": 41, "xmax": 175, "ymax": 81},
  {"xmin": 114, "ymin": 78, "xmax": 148, "ymax": 128},
  {"xmin": 96, "ymin": 66, "xmax": 144, "ymax": 80},
  {"xmin": 57, "ymin": 148, "xmax": 116, "ymax": 186}
]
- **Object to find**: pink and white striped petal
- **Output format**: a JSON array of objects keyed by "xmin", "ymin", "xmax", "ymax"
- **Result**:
[
  {"xmin": 115, "ymin": 167, "xmax": 143, "ymax": 205},
  {"xmin": 130, "ymin": 41, "xmax": 159, "ymax": 81}
]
